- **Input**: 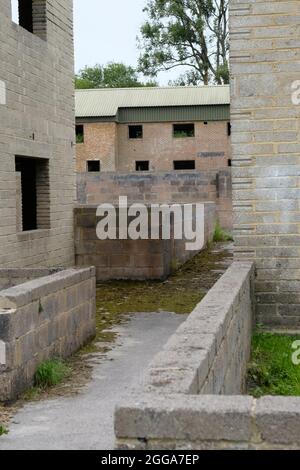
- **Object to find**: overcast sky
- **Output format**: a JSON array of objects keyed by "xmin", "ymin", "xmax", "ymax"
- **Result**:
[
  {"xmin": 73, "ymin": 0, "xmax": 180, "ymax": 85},
  {"xmin": 11, "ymin": 0, "xmax": 182, "ymax": 85}
]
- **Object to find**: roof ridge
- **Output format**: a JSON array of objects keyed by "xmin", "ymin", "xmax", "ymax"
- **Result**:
[{"xmin": 76, "ymin": 84, "xmax": 230, "ymax": 92}]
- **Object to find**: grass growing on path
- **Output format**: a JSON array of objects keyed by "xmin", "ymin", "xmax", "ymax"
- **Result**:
[
  {"xmin": 96, "ymin": 243, "xmax": 232, "ymax": 317},
  {"xmin": 21, "ymin": 359, "xmax": 72, "ymax": 400},
  {"xmin": 247, "ymin": 332, "xmax": 300, "ymax": 397},
  {"xmin": 34, "ymin": 359, "xmax": 71, "ymax": 389},
  {"xmin": 0, "ymin": 424, "xmax": 8, "ymax": 436},
  {"xmin": 81, "ymin": 242, "xmax": 233, "ymax": 355}
]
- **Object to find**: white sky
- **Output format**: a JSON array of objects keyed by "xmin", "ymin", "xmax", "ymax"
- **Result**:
[
  {"xmin": 11, "ymin": 0, "xmax": 184, "ymax": 85},
  {"xmin": 73, "ymin": 0, "xmax": 181, "ymax": 85}
]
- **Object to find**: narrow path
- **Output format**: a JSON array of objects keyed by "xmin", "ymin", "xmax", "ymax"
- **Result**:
[
  {"xmin": 0, "ymin": 313, "xmax": 186, "ymax": 450},
  {"xmin": 0, "ymin": 242, "xmax": 233, "ymax": 450}
]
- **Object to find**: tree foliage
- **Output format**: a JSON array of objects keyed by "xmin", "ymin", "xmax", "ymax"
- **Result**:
[
  {"xmin": 138, "ymin": 0, "xmax": 229, "ymax": 85},
  {"xmin": 75, "ymin": 62, "xmax": 158, "ymax": 89}
]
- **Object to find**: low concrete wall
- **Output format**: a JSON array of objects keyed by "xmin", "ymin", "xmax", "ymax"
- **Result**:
[
  {"xmin": 0, "ymin": 268, "xmax": 64, "ymax": 290},
  {"xmin": 75, "ymin": 202, "xmax": 216, "ymax": 281},
  {"xmin": 143, "ymin": 262, "xmax": 255, "ymax": 396},
  {"xmin": 115, "ymin": 395, "xmax": 300, "ymax": 450},
  {"xmin": 77, "ymin": 170, "xmax": 232, "ymax": 231},
  {"xmin": 0, "ymin": 267, "xmax": 96, "ymax": 402},
  {"xmin": 114, "ymin": 262, "xmax": 261, "ymax": 449}
]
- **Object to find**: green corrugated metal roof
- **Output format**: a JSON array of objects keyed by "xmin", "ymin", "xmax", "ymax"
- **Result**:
[
  {"xmin": 117, "ymin": 105, "xmax": 230, "ymax": 123},
  {"xmin": 75, "ymin": 85, "xmax": 230, "ymax": 118}
]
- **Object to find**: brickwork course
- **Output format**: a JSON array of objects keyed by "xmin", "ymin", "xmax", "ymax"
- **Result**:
[
  {"xmin": 0, "ymin": 0, "xmax": 75, "ymax": 268},
  {"xmin": 76, "ymin": 120, "xmax": 232, "ymax": 174},
  {"xmin": 230, "ymin": 0, "xmax": 300, "ymax": 327},
  {"xmin": 75, "ymin": 86, "xmax": 231, "ymax": 173}
]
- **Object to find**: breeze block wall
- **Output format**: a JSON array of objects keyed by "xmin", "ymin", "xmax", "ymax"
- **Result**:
[
  {"xmin": 77, "ymin": 170, "xmax": 232, "ymax": 231},
  {"xmin": 74, "ymin": 202, "xmax": 216, "ymax": 281},
  {"xmin": 230, "ymin": 0, "xmax": 300, "ymax": 326},
  {"xmin": 115, "ymin": 261, "xmax": 300, "ymax": 449},
  {"xmin": 0, "ymin": 267, "xmax": 96, "ymax": 402},
  {"xmin": 0, "ymin": 0, "xmax": 75, "ymax": 268}
]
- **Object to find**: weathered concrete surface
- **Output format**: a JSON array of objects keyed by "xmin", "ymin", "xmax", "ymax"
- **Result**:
[
  {"xmin": 0, "ymin": 267, "xmax": 96, "ymax": 402},
  {"xmin": 0, "ymin": 312, "xmax": 186, "ymax": 450},
  {"xmin": 230, "ymin": 0, "xmax": 300, "ymax": 327},
  {"xmin": 75, "ymin": 202, "xmax": 216, "ymax": 281}
]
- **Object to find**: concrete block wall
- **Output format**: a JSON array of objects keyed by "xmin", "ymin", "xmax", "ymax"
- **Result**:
[
  {"xmin": 0, "ymin": 0, "xmax": 75, "ymax": 268},
  {"xmin": 230, "ymin": 0, "xmax": 300, "ymax": 326},
  {"xmin": 114, "ymin": 262, "xmax": 260, "ymax": 449},
  {"xmin": 115, "ymin": 395, "xmax": 300, "ymax": 450},
  {"xmin": 74, "ymin": 203, "xmax": 216, "ymax": 281},
  {"xmin": 0, "ymin": 267, "xmax": 62, "ymax": 290},
  {"xmin": 0, "ymin": 267, "xmax": 96, "ymax": 402},
  {"xmin": 142, "ymin": 262, "xmax": 254, "ymax": 396},
  {"xmin": 77, "ymin": 170, "xmax": 232, "ymax": 231}
]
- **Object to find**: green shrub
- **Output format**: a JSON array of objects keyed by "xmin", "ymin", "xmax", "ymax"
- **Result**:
[
  {"xmin": 34, "ymin": 359, "xmax": 71, "ymax": 389},
  {"xmin": 213, "ymin": 223, "xmax": 233, "ymax": 243}
]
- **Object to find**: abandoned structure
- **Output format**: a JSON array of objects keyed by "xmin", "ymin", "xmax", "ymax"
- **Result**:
[
  {"xmin": 230, "ymin": 0, "xmax": 300, "ymax": 328},
  {"xmin": 75, "ymin": 86, "xmax": 233, "ymax": 280},
  {"xmin": 0, "ymin": 0, "xmax": 75, "ymax": 267},
  {"xmin": 75, "ymin": 86, "xmax": 231, "ymax": 173},
  {"xmin": 0, "ymin": 0, "xmax": 96, "ymax": 402},
  {"xmin": 114, "ymin": 0, "xmax": 300, "ymax": 451}
]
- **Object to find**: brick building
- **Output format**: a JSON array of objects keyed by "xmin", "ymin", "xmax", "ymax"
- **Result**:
[
  {"xmin": 0, "ymin": 0, "xmax": 75, "ymax": 267},
  {"xmin": 75, "ymin": 86, "xmax": 231, "ymax": 173}
]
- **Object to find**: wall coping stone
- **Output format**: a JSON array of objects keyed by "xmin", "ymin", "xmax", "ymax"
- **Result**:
[
  {"xmin": 115, "ymin": 394, "xmax": 300, "ymax": 446},
  {"xmin": 0, "ymin": 267, "xmax": 96, "ymax": 309}
]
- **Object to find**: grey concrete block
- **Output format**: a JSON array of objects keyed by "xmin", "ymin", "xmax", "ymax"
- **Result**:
[
  {"xmin": 256, "ymin": 397, "xmax": 300, "ymax": 445},
  {"xmin": 115, "ymin": 394, "xmax": 254, "ymax": 442}
]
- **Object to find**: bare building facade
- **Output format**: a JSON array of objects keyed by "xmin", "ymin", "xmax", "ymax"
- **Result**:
[
  {"xmin": 230, "ymin": 0, "xmax": 300, "ymax": 327},
  {"xmin": 0, "ymin": 0, "xmax": 75, "ymax": 268},
  {"xmin": 75, "ymin": 86, "xmax": 231, "ymax": 174}
]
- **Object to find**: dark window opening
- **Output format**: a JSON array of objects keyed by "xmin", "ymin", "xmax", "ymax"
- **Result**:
[
  {"xmin": 173, "ymin": 160, "xmax": 196, "ymax": 170},
  {"xmin": 173, "ymin": 124, "xmax": 195, "ymax": 138},
  {"xmin": 204, "ymin": 121, "xmax": 208, "ymax": 125},
  {"xmin": 15, "ymin": 156, "xmax": 50, "ymax": 232},
  {"xmin": 11, "ymin": 1, "xmax": 47, "ymax": 39},
  {"xmin": 228, "ymin": 159, "xmax": 232, "ymax": 167},
  {"xmin": 129, "ymin": 125, "xmax": 143, "ymax": 139},
  {"xmin": 227, "ymin": 122, "xmax": 231, "ymax": 136},
  {"xmin": 76, "ymin": 125, "xmax": 84, "ymax": 144},
  {"xmin": 87, "ymin": 160, "xmax": 100, "ymax": 172},
  {"xmin": 136, "ymin": 161, "xmax": 149, "ymax": 171}
]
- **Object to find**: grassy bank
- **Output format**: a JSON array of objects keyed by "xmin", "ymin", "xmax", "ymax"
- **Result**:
[{"xmin": 247, "ymin": 332, "xmax": 300, "ymax": 397}]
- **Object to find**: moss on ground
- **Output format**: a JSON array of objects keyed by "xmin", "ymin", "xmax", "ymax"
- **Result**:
[
  {"xmin": 0, "ymin": 242, "xmax": 232, "ymax": 416},
  {"xmin": 247, "ymin": 332, "xmax": 300, "ymax": 397},
  {"xmin": 81, "ymin": 242, "xmax": 232, "ymax": 355},
  {"xmin": 96, "ymin": 243, "xmax": 232, "ymax": 316}
]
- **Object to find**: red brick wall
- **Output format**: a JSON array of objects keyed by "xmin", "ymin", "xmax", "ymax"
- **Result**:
[
  {"xmin": 76, "ymin": 121, "xmax": 231, "ymax": 172},
  {"xmin": 76, "ymin": 122, "xmax": 118, "ymax": 172}
]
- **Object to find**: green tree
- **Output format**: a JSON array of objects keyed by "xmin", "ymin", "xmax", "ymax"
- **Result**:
[
  {"xmin": 138, "ymin": 0, "xmax": 229, "ymax": 85},
  {"xmin": 75, "ymin": 64, "xmax": 103, "ymax": 89},
  {"xmin": 75, "ymin": 62, "xmax": 158, "ymax": 89}
]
